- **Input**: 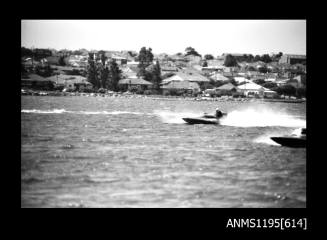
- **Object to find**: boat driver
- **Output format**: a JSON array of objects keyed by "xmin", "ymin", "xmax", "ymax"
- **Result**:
[{"xmin": 215, "ymin": 108, "xmax": 223, "ymax": 118}]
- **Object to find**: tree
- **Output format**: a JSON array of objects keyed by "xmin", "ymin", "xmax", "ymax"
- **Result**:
[
  {"xmin": 261, "ymin": 54, "xmax": 272, "ymax": 63},
  {"xmin": 258, "ymin": 66, "xmax": 269, "ymax": 73},
  {"xmin": 202, "ymin": 61, "xmax": 208, "ymax": 67},
  {"xmin": 107, "ymin": 60, "xmax": 121, "ymax": 91},
  {"xmin": 254, "ymin": 55, "xmax": 261, "ymax": 62},
  {"xmin": 87, "ymin": 53, "xmax": 99, "ymax": 89},
  {"xmin": 204, "ymin": 54, "xmax": 214, "ymax": 60},
  {"xmin": 59, "ymin": 56, "xmax": 66, "ymax": 66},
  {"xmin": 275, "ymin": 84, "xmax": 296, "ymax": 96},
  {"xmin": 98, "ymin": 54, "xmax": 109, "ymax": 89},
  {"xmin": 150, "ymin": 60, "xmax": 162, "ymax": 90},
  {"xmin": 262, "ymin": 82, "xmax": 277, "ymax": 89},
  {"xmin": 185, "ymin": 47, "xmax": 201, "ymax": 57},
  {"xmin": 137, "ymin": 47, "xmax": 153, "ymax": 77},
  {"xmin": 128, "ymin": 51, "xmax": 137, "ymax": 57},
  {"xmin": 253, "ymin": 79, "xmax": 266, "ymax": 85},
  {"xmin": 224, "ymin": 54, "xmax": 238, "ymax": 67}
]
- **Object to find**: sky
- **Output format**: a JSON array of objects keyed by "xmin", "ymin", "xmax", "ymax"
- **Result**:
[{"xmin": 21, "ymin": 20, "xmax": 306, "ymax": 56}]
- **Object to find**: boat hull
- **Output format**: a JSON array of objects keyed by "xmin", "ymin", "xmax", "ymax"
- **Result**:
[
  {"xmin": 270, "ymin": 137, "xmax": 306, "ymax": 148},
  {"xmin": 182, "ymin": 117, "xmax": 219, "ymax": 125}
]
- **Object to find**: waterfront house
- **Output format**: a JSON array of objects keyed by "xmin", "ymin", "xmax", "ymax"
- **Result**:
[
  {"xmin": 161, "ymin": 66, "xmax": 179, "ymax": 75},
  {"xmin": 237, "ymin": 82, "xmax": 276, "ymax": 98},
  {"xmin": 215, "ymin": 83, "xmax": 238, "ymax": 96},
  {"xmin": 46, "ymin": 74, "xmax": 92, "ymax": 91},
  {"xmin": 21, "ymin": 74, "xmax": 55, "ymax": 90},
  {"xmin": 162, "ymin": 72, "xmax": 210, "ymax": 85},
  {"xmin": 118, "ymin": 77, "xmax": 153, "ymax": 91},
  {"xmin": 209, "ymin": 72, "xmax": 229, "ymax": 81},
  {"xmin": 279, "ymin": 54, "xmax": 306, "ymax": 65},
  {"xmin": 201, "ymin": 66, "xmax": 224, "ymax": 74},
  {"xmin": 161, "ymin": 80, "xmax": 200, "ymax": 95},
  {"xmin": 234, "ymin": 76, "xmax": 251, "ymax": 84}
]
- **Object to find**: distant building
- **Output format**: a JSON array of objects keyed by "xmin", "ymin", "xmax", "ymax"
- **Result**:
[
  {"xmin": 118, "ymin": 77, "xmax": 153, "ymax": 91},
  {"xmin": 209, "ymin": 72, "xmax": 229, "ymax": 81},
  {"xmin": 46, "ymin": 74, "xmax": 92, "ymax": 91},
  {"xmin": 21, "ymin": 74, "xmax": 55, "ymax": 90},
  {"xmin": 161, "ymin": 81, "xmax": 200, "ymax": 95},
  {"xmin": 237, "ymin": 82, "xmax": 276, "ymax": 98},
  {"xmin": 279, "ymin": 54, "xmax": 306, "ymax": 65},
  {"xmin": 214, "ymin": 83, "xmax": 238, "ymax": 96},
  {"xmin": 162, "ymin": 72, "xmax": 210, "ymax": 85}
]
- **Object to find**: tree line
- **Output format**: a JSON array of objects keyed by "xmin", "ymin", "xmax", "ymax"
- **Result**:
[{"xmin": 86, "ymin": 53, "xmax": 122, "ymax": 91}]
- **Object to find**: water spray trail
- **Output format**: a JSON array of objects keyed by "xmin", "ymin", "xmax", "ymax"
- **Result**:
[
  {"xmin": 153, "ymin": 110, "xmax": 202, "ymax": 124},
  {"xmin": 220, "ymin": 108, "xmax": 306, "ymax": 128}
]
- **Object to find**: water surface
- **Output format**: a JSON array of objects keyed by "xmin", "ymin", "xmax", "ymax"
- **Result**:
[{"xmin": 21, "ymin": 96, "xmax": 306, "ymax": 207}]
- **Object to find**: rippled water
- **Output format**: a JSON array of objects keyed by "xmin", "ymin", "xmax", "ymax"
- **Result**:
[{"xmin": 21, "ymin": 96, "xmax": 306, "ymax": 208}]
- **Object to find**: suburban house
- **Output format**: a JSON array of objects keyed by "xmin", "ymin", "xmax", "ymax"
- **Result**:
[
  {"xmin": 184, "ymin": 54, "xmax": 202, "ymax": 64},
  {"xmin": 161, "ymin": 81, "xmax": 200, "ymax": 95},
  {"xmin": 46, "ymin": 74, "xmax": 92, "ymax": 91},
  {"xmin": 234, "ymin": 76, "xmax": 251, "ymax": 84},
  {"xmin": 209, "ymin": 72, "xmax": 229, "ymax": 81},
  {"xmin": 279, "ymin": 54, "xmax": 306, "ymax": 65},
  {"xmin": 67, "ymin": 55, "xmax": 88, "ymax": 67},
  {"xmin": 237, "ymin": 82, "xmax": 277, "ymax": 98},
  {"xmin": 275, "ymin": 78, "xmax": 290, "ymax": 86},
  {"xmin": 162, "ymin": 72, "xmax": 210, "ymax": 85},
  {"xmin": 215, "ymin": 83, "xmax": 238, "ymax": 95},
  {"xmin": 111, "ymin": 55, "xmax": 128, "ymax": 65},
  {"xmin": 21, "ymin": 74, "xmax": 55, "ymax": 90},
  {"xmin": 201, "ymin": 66, "xmax": 224, "ymax": 74},
  {"xmin": 160, "ymin": 66, "xmax": 179, "ymax": 75},
  {"xmin": 118, "ymin": 78, "xmax": 153, "ymax": 91}
]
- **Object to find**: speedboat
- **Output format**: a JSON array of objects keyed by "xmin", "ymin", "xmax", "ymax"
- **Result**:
[
  {"xmin": 270, "ymin": 128, "xmax": 306, "ymax": 148},
  {"xmin": 182, "ymin": 112, "xmax": 227, "ymax": 125}
]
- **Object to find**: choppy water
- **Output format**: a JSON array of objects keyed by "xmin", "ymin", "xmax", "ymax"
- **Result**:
[{"xmin": 21, "ymin": 96, "xmax": 306, "ymax": 208}]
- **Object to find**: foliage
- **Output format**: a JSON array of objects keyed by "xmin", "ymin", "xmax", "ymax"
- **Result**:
[
  {"xmin": 275, "ymin": 84, "xmax": 296, "ymax": 96},
  {"xmin": 128, "ymin": 51, "xmax": 137, "ymax": 57},
  {"xmin": 185, "ymin": 47, "xmax": 201, "ymax": 57},
  {"xmin": 253, "ymin": 55, "xmax": 260, "ymax": 62},
  {"xmin": 253, "ymin": 79, "xmax": 266, "ymax": 85},
  {"xmin": 262, "ymin": 82, "xmax": 277, "ymax": 89},
  {"xmin": 260, "ymin": 54, "xmax": 272, "ymax": 63},
  {"xmin": 34, "ymin": 65, "xmax": 53, "ymax": 77},
  {"xmin": 87, "ymin": 53, "xmax": 99, "ymax": 89},
  {"xmin": 204, "ymin": 54, "xmax": 214, "ymax": 60},
  {"xmin": 202, "ymin": 61, "xmax": 208, "ymax": 67},
  {"xmin": 107, "ymin": 60, "xmax": 122, "ymax": 91},
  {"xmin": 149, "ymin": 61, "xmax": 162, "ymax": 90},
  {"xmin": 59, "ymin": 56, "xmax": 66, "ymax": 66},
  {"xmin": 224, "ymin": 54, "xmax": 238, "ymax": 67},
  {"xmin": 137, "ymin": 47, "xmax": 154, "ymax": 78},
  {"xmin": 257, "ymin": 66, "xmax": 269, "ymax": 73},
  {"xmin": 296, "ymin": 87, "xmax": 306, "ymax": 98}
]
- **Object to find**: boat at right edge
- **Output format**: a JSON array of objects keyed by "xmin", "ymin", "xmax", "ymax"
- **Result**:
[{"xmin": 271, "ymin": 128, "xmax": 306, "ymax": 148}]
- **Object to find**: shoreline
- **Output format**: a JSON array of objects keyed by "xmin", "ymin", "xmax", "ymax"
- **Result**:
[{"xmin": 21, "ymin": 90, "xmax": 306, "ymax": 104}]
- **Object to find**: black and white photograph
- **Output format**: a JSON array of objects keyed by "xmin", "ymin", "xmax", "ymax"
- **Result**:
[{"xmin": 21, "ymin": 20, "xmax": 306, "ymax": 208}]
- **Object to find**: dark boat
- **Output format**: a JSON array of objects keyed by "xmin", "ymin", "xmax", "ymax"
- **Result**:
[
  {"xmin": 182, "ymin": 117, "xmax": 219, "ymax": 124},
  {"xmin": 182, "ymin": 112, "xmax": 227, "ymax": 125},
  {"xmin": 270, "ymin": 128, "xmax": 306, "ymax": 148}
]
